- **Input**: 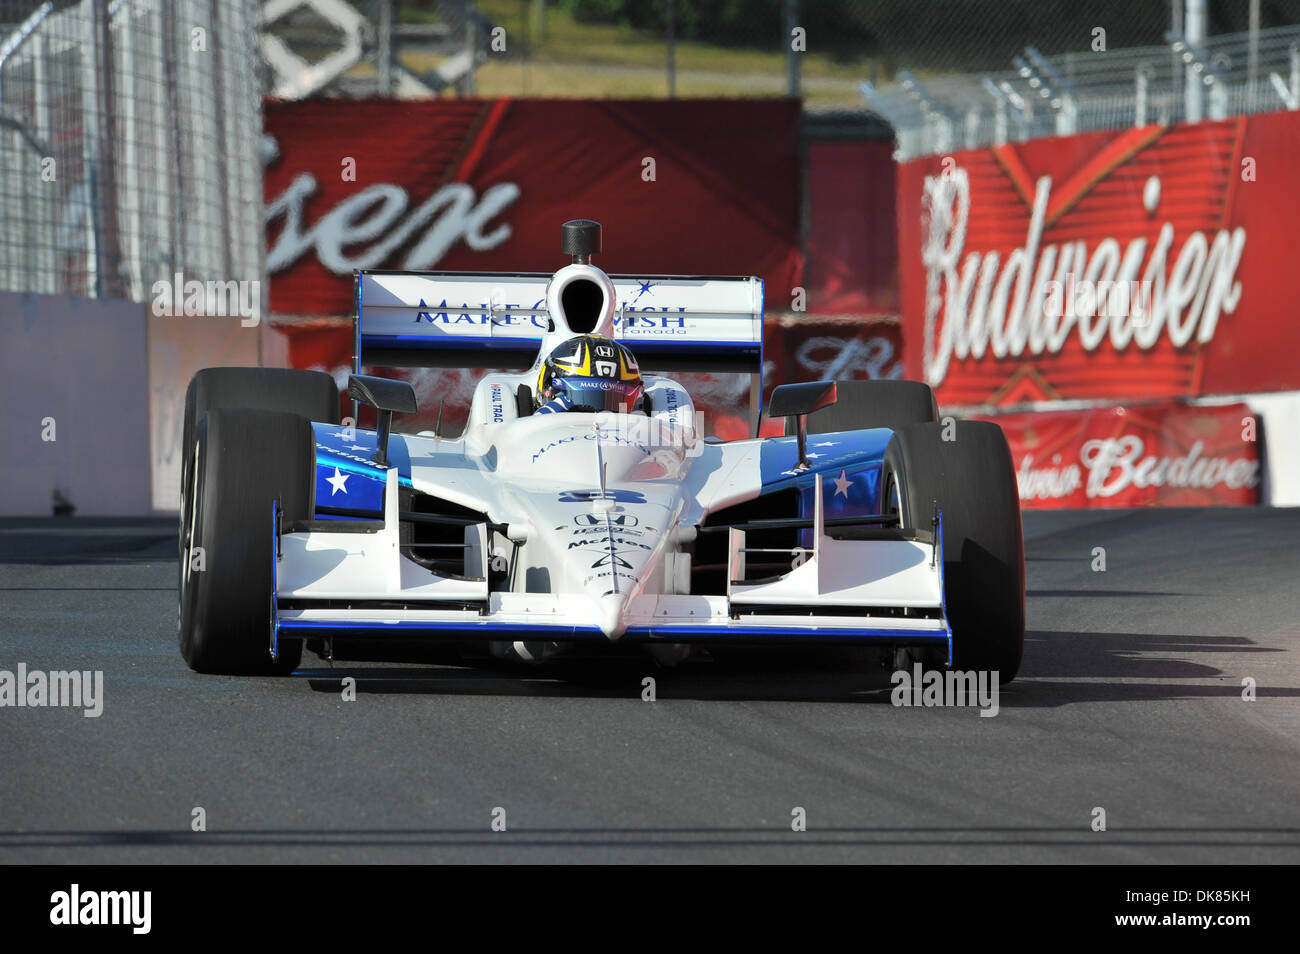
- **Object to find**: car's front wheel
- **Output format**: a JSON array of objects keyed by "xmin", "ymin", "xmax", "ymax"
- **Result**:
[{"xmin": 180, "ymin": 409, "xmax": 315, "ymax": 675}]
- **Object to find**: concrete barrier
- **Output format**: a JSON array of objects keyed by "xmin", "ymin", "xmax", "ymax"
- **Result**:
[{"xmin": 0, "ymin": 292, "xmax": 151, "ymax": 516}]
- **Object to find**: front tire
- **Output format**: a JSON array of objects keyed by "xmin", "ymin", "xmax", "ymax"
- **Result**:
[
  {"xmin": 882, "ymin": 420, "xmax": 1025, "ymax": 682},
  {"xmin": 177, "ymin": 368, "xmax": 338, "ymax": 660},
  {"xmin": 180, "ymin": 409, "xmax": 315, "ymax": 675}
]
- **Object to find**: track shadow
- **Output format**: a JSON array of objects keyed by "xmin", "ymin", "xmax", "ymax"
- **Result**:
[
  {"xmin": 986, "ymin": 628, "xmax": 1297, "ymax": 708},
  {"xmin": 301, "ymin": 652, "xmax": 902, "ymax": 704},
  {"xmin": 2, "ymin": 824, "xmax": 1298, "ymax": 851},
  {"xmin": 1026, "ymin": 589, "xmax": 1187, "ymax": 597},
  {"xmin": 0, "ymin": 518, "xmax": 174, "ymax": 566},
  {"xmin": 1023, "ymin": 629, "xmax": 1283, "ymax": 678},
  {"xmin": 292, "ymin": 623, "xmax": 1295, "ymax": 707}
]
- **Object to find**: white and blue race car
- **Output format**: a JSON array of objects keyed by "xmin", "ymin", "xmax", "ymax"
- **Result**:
[{"xmin": 178, "ymin": 220, "xmax": 1025, "ymax": 681}]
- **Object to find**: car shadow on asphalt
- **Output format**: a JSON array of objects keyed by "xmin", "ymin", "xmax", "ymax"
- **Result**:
[
  {"xmin": 299, "ymin": 641, "xmax": 937, "ymax": 703},
  {"xmin": 300, "ymin": 653, "xmax": 903, "ymax": 704},
  {"xmin": 293, "ymin": 628, "xmax": 1296, "ymax": 707}
]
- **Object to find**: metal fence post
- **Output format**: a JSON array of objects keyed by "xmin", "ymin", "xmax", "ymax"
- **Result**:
[
  {"xmin": 785, "ymin": 0, "xmax": 800, "ymax": 99},
  {"xmin": 666, "ymin": 0, "xmax": 676, "ymax": 98}
]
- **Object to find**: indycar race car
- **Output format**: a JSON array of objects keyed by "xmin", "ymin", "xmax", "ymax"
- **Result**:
[{"xmin": 178, "ymin": 220, "xmax": 1025, "ymax": 682}]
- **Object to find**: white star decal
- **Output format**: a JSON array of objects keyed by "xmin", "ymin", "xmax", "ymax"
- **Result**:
[
  {"xmin": 348, "ymin": 444, "xmax": 368, "ymax": 452},
  {"xmin": 832, "ymin": 469, "xmax": 851, "ymax": 498},
  {"xmin": 326, "ymin": 466, "xmax": 350, "ymax": 496},
  {"xmin": 806, "ymin": 453, "xmax": 821, "ymax": 459},
  {"xmin": 814, "ymin": 441, "xmax": 837, "ymax": 447}
]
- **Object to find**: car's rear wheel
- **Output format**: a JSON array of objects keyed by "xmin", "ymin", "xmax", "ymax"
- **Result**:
[
  {"xmin": 787, "ymin": 379, "xmax": 938, "ymax": 435},
  {"xmin": 881, "ymin": 420, "xmax": 1025, "ymax": 682},
  {"xmin": 180, "ymin": 409, "xmax": 315, "ymax": 675}
]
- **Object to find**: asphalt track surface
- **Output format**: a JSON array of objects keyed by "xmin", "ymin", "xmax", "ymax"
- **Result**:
[{"xmin": 0, "ymin": 507, "xmax": 1296, "ymax": 863}]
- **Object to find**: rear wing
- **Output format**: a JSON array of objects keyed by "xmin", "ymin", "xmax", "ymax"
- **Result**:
[{"xmin": 354, "ymin": 270, "xmax": 764, "ymax": 375}]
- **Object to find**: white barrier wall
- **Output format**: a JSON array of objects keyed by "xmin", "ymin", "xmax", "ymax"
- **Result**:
[
  {"xmin": 1235, "ymin": 394, "xmax": 1300, "ymax": 508},
  {"xmin": 0, "ymin": 292, "xmax": 151, "ymax": 515},
  {"xmin": 146, "ymin": 311, "xmax": 269, "ymax": 512},
  {"xmin": 1, "ymin": 292, "xmax": 288, "ymax": 516}
]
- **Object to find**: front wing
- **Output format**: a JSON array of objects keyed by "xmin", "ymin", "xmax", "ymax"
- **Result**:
[{"xmin": 271, "ymin": 468, "xmax": 951, "ymax": 662}]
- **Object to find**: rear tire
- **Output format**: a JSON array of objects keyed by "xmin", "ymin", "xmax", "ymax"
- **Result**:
[
  {"xmin": 882, "ymin": 421, "xmax": 1025, "ymax": 682},
  {"xmin": 789, "ymin": 379, "xmax": 938, "ymax": 435},
  {"xmin": 180, "ymin": 409, "xmax": 315, "ymax": 675}
]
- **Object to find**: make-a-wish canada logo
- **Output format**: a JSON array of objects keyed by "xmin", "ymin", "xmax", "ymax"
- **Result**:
[{"xmin": 919, "ymin": 131, "xmax": 1246, "ymax": 395}]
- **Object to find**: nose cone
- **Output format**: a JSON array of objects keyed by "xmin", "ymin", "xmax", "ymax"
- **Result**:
[
  {"xmin": 595, "ymin": 592, "xmax": 629, "ymax": 640},
  {"xmin": 562, "ymin": 526, "xmax": 650, "ymax": 640}
]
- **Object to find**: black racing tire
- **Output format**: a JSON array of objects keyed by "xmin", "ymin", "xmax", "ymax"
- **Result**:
[
  {"xmin": 179, "ymin": 409, "xmax": 315, "ymax": 675},
  {"xmin": 787, "ymin": 380, "xmax": 938, "ymax": 435},
  {"xmin": 180, "ymin": 368, "xmax": 338, "ymax": 505},
  {"xmin": 178, "ymin": 368, "xmax": 338, "ymax": 593},
  {"xmin": 882, "ymin": 420, "xmax": 1025, "ymax": 682}
]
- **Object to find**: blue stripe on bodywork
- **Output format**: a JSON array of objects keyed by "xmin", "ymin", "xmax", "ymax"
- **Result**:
[
  {"xmin": 758, "ymin": 429, "xmax": 892, "ymax": 543},
  {"xmin": 312, "ymin": 422, "xmax": 413, "ymax": 515},
  {"xmin": 276, "ymin": 617, "xmax": 949, "ymax": 646},
  {"xmin": 362, "ymin": 334, "xmax": 763, "ymax": 370}
]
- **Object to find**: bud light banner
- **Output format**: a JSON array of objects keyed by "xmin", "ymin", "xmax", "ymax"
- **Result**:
[
  {"xmin": 896, "ymin": 110, "xmax": 1300, "ymax": 405},
  {"xmin": 264, "ymin": 98, "xmax": 803, "ymax": 317},
  {"xmin": 979, "ymin": 401, "xmax": 1262, "ymax": 509}
]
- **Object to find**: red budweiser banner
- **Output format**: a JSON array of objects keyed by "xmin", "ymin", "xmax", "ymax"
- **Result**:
[
  {"xmin": 805, "ymin": 140, "xmax": 898, "ymax": 315},
  {"xmin": 264, "ymin": 98, "xmax": 803, "ymax": 316},
  {"xmin": 276, "ymin": 315, "xmax": 903, "ymax": 439},
  {"xmin": 897, "ymin": 110, "xmax": 1300, "ymax": 405},
  {"xmin": 979, "ymin": 401, "xmax": 1261, "ymax": 508}
]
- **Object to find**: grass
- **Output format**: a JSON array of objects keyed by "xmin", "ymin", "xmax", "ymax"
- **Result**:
[{"xmin": 391, "ymin": 0, "xmax": 878, "ymax": 109}]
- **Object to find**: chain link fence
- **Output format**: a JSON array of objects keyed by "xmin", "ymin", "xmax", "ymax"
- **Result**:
[
  {"xmin": 864, "ymin": 21, "xmax": 1300, "ymax": 160},
  {"xmin": 266, "ymin": 3, "xmax": 1297, "ymax": 117},
  {"xmin": 0, "ymin": 0, "xmax": 264, "ymax": 301},
  {"xmin": 818, "ymin": 1, "xmax": 1298, "ymax": 157}
]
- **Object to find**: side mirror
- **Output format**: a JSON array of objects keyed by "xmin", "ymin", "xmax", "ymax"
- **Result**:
[
  {"xmin": 767, "ymin": 380, "xmax": 837, "ymax": 472},
  {"xmin": 348, "ymin": 374, "xmax": 417, "ymax": 468}
]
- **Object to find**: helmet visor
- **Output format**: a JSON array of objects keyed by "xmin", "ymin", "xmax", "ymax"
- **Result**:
[{"xmin": 554, "ymin": 377, "xmax": 644, "ymax": 413}]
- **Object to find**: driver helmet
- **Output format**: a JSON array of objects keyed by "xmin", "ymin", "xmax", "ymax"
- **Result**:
[{"xmin": 536, "ymin": 335, "xmax": 643, "ymax": 413}]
